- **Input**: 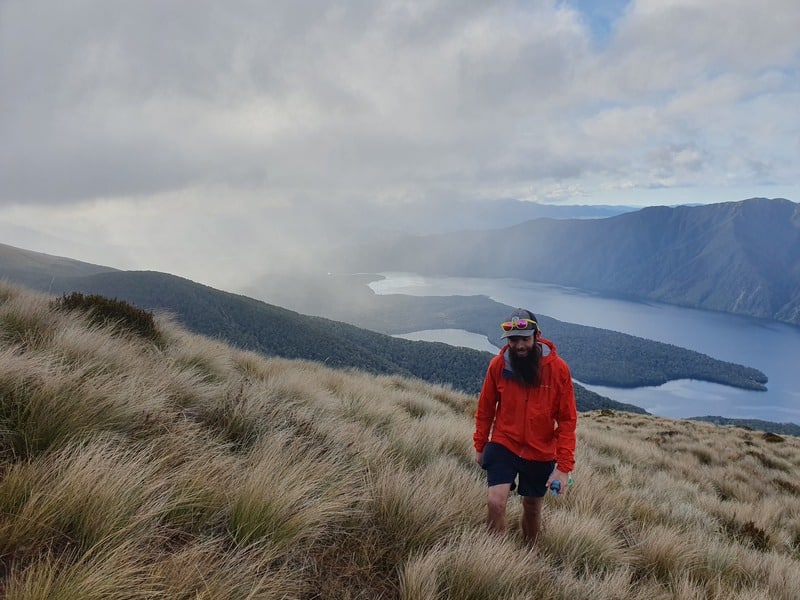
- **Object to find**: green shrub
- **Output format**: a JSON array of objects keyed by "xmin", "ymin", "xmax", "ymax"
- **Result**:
[{"xmin": 51, "ymin": 293, "xmax": 160, "ymax": 343}]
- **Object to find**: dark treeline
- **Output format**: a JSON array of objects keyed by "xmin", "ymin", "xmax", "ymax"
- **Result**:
[
  {"xmin": 690, "ymin": 416, "xmax": 800, "ymax": 437},
  {"xmin": 42, "ymin": 271, "xmax": 638, "ymax": 413},
  {"xmin": 538, "ymin": 318, "xmax": 768, "ymax": 391}
]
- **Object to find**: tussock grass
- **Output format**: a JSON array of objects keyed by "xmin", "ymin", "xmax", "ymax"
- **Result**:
[
  {"xmin": 4, "ymin": 439, "xmax": 167, "ymax": 554},
  {"xmin": 1, "ymin": 282, "xmax": 799, "ymax": 598},
  {"xmin": 367, "ymin": 456, "xmax": 485, "ymax": 562},
  {"xmin": 151, "ymin": 537, "xmax": 302, "ymax": 600},
  {"xmin": 542, "ymin": 509, "xmax": 631, "ymax": 573},
  {"xmin": 228, "ymin": 430, "xmax": 359, "ymax": 550},
  {"xmin": 0, "ymin": 293, "xmax": 60, "ymax": 350},
  {"xmin": 400, "ymin": 529, "xmax": 549, "ymax": 599},
  {"xmin": 2, "ymin": 539, "xmax": 157, "ymax": 600},
  {"xmin": 389, "ymin": 413, "xmax": 474, "ymax": 468},
  {"xmin": 0, "ymin": 348, "xmax": 159, "ymax": 459}
]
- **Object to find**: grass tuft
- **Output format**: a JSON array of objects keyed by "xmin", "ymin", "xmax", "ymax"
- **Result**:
[
  {"xmin": 400, "ymin": 530, "xmax": 549, "ymax": 600},
  {"xmin": 228, "ymin": 431, "xmax": 359, "ymax": 551}
]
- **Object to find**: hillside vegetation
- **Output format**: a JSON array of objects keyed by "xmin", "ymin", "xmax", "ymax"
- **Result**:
[
  {"xmin": 1, "ymin": 282, "xmax": 799, "ymax": 599},
  {"xmin": 330, "ymin": 198, "xmax": 800, "ymax": 326},
  {"xmin": 0, "ymin": 243, "xmax": 769, "ymax": 406},
  {"xmin": 0, "ymin": 265, "xmax": 639, "ymax": 413}
]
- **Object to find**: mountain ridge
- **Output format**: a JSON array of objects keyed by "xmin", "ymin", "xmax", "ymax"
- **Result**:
[
  {"xmin": 0, "ymin": 242, "xmax": 117, "ymax": 292},
  {"xmin": 330, "ymin": 198, "xmax": 800, "ymax": 326}
]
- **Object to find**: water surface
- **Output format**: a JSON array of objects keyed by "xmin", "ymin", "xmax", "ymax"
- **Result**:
[{"xmin": 372, "ymin": 273, "xmax": 800, "ymax": 424}]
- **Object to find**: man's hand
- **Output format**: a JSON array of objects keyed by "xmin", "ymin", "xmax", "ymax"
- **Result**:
[
  {"xmin": 475, "ymin": 451, "xmax": 483, "ymax": 467},
  {"xmin": 546, "ymin": 468, "xmax": 570, "ymax": 494}
]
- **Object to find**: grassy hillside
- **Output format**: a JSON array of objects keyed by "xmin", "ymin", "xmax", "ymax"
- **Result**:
[
  {"xmin": 1, "ymin": 282, "xmax": 798, "ymax": 599},
  {"xmin": 38, "ymin": 269, "xmax": 639, "ymax": 413}
]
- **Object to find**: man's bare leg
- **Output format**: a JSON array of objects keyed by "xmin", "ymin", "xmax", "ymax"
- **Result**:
[
  {"xmin": 521, "ymin": 496, "xmax": 544, "ymax": 546},
  {"xmin": 487, "ymin": 483, "xmax": 512, "ymax": 534}
]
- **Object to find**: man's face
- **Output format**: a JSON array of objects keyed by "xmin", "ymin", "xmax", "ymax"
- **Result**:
[{"xmin": 507, "ymin": 335, "xmax": 536, "ymax": 357}]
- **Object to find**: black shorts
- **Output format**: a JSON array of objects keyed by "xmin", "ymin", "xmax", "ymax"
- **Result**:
[{"xmin": 481, "ymin": 442, "xmax": 555, "ymax": 497}]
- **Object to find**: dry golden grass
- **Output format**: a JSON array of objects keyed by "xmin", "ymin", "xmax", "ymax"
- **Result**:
[{"xmin": 1, "ymin": 281, "xmax": 799, "ymax": 599}]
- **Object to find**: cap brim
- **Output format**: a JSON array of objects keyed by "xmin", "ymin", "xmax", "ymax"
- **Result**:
[{"xmin": 501, "ymin": 329, "xmax": 536, "ymax": 339}]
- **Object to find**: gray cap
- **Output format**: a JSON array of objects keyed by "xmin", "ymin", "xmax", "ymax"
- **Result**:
[{"xmin": 500, "ymin": 308, "xmax": 540, "ymax": 339}]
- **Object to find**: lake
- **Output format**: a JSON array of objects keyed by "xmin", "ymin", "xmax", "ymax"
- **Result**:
[{"xmin": 370, "ymin": 272, "xmax": 800, "ymax": 424}]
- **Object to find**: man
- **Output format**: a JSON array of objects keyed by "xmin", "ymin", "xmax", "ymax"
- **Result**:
[{"xmin": 473, "ymin": 308, "xmax": 577, "ymax": 546}]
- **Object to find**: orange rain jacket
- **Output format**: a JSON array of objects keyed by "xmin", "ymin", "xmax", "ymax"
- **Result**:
[{"xmin": 473, "ymin": 337, "xmax": 577, "ymax": 473}]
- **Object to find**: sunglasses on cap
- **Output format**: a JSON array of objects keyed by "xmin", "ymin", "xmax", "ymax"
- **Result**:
[{"xmin": 500, "ymin": 318, "xmax": 539, "ymax": 332}]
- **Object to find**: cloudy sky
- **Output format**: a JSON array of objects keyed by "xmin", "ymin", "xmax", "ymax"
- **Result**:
[{"xmin": 1, "ymin": 0, "xmax": 799, "ymax": 291}]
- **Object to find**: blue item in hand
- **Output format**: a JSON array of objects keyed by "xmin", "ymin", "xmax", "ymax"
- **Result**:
[{"xmin": 549, "ymin": 480, "xmax": 561, "ymax": 495}]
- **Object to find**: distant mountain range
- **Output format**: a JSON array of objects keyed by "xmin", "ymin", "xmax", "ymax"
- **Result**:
[
  {"xmin": 360, "ymin": 198, "xmax": 635, "ymax": 237},
  {"xmin": 0, "ymin": 243, "xmax": 118, "ymax": 291},
  {"xmin": 330, "ymin": 198, "xmax": 800, "ymax": 326}
]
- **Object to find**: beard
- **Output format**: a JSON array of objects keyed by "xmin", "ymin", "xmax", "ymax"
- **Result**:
[{"xmin": 509, "ymin": 343, "xmax": 541, "ymax": 386}]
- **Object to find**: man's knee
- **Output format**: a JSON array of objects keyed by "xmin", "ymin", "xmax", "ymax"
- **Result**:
[
  {"xmin": 487, "ymin": 485, "xmax": 510, "ymax": 512},
  {"xmin": 521, "ymin": 496, "xmax": 543, "ymax": 515}
]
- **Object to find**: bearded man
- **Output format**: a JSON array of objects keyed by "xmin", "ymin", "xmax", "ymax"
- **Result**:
[{"xmin": 473, "ymin": 308, "xmax": 577, "ymax": 546}]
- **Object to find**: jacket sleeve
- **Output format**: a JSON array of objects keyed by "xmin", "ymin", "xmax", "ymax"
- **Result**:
[
  {"xmin": 554, "ymin": 361, "xmax": 578, "ymax": 473},
  {"xmin": 473, "ymin": 358, "xmax": 500, "ymax": 452}
]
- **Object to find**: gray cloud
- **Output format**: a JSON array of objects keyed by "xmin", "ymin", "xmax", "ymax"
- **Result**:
[{"xmin": 1, "ymin": 0, "xmax": 799, "ymax": 288}]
